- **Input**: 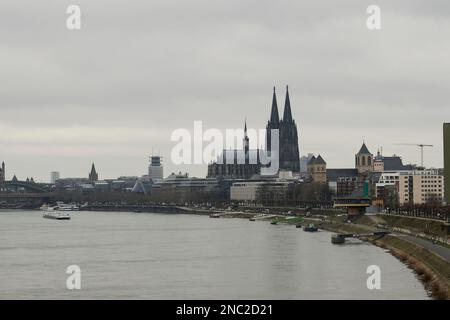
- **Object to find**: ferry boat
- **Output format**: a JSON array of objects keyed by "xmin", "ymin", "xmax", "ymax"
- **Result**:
[
  {"xmin": 41, "ymin": 204, "xmax": 72, "ymax": 219},
  {"xmin": 41, "ymin": 205, "xmax": 71, "ymax": 220}
]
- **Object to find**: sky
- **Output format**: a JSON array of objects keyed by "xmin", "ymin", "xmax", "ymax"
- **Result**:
[{"xmin": 0, "ymin": 0, "xmax": 449, "ymax": 182}]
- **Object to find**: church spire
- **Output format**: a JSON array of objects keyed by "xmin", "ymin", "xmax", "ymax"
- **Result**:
[
  {"xmin": 283, "ymin": 85, "xmax": 293, "ymax": 122},
  {"xmin": 89, "ymin": 163, "xmax": 98, "ymax": 182},
  {"xmin": 269, "ymin": 86, "xmax": 279, "ymax": 124}
]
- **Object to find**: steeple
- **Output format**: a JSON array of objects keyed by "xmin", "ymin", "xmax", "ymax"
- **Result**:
[
  {"xmin": 283, "ymin": 85, "xmax": 293, "ymax": 122},
  {"xmin": 243, "ymin": 119, "xmax": 249, "ymax": 154},
  {"xmin": 269, "ymin": 86, "xmax": 279, "ymax": 124},
  {"xmin": 89, "ymin": 163, "xmax": 98, "ymax": 182}
]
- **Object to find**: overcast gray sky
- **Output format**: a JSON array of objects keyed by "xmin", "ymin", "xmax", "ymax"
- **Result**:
[{"xmin": 0, "ymin": 0, "xmax": 449, "ymax": 182}]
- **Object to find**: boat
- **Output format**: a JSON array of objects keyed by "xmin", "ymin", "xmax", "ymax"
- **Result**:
[
  {"xmin": 249, "ymin": 217, "xmax": 256, "ymax": 221},
  {"xmin": 295, "ymin": 223, "xmax": 302, "ymax": 228},
  {"xmin": 41, "ymin": 204, "xmax": 71, "ymax": 220},
  {"xmin": 209, "ymin": 213, "xmax": 220, "ymax": 218},
  {"xmin": 43, "ymin": 211, "xmax": 71, "ymax": 220},
  {"xmin": 303, "ymin": 223, "xmax": 318, "ymax": 232},
  {"xmin": 56, "ymin": 202, "xmax": 79, "ymax": 211},
  {"xmin": 331, "ymin": 234, "xmax": 345, "ymax": 244},
  {"xmin": 270, "ymin": 219, "xmax": 278, "ymax": 225}
]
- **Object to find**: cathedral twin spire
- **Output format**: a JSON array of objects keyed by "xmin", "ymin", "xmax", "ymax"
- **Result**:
[{"xmin": 269, "ymin": 86, "xmax": 293, "ymax": 124}]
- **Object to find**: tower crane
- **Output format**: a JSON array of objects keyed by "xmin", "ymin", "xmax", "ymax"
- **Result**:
[{"xmin": 393, "ymin": 143, "xmax": 433, "ymax": 167}]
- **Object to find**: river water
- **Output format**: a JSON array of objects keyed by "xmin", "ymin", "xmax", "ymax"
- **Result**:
[{"xmin": 0, "ymin": 210, "xmax": 428, "ymax": 299}]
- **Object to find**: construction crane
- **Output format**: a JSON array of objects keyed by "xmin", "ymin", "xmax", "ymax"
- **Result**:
[{"xmin": 393, "ymin": 143, "xmax": 433, "ymax": 167}]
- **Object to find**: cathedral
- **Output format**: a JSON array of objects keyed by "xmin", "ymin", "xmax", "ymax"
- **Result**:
[
  {"xmin": 266, "ymin": 86, "xmax": 300, "ymax": 173},
  {"xmin": 207, "ymin": 86, "xmax": 301, "ymax": 179}
]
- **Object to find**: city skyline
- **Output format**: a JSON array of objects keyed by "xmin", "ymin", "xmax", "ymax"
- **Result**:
[{"xmin": 0, "ymin": 1, "xmax": 448, "ymax": 181}]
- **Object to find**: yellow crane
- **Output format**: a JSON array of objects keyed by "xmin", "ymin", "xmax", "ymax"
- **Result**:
[{"xmin": 394, "ymin": 143, "xmax": 433, "ymax": 167}]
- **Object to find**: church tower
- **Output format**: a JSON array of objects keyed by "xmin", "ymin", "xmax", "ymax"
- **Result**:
[
  {"xmin": 279, "ymin": 86, "xmax": 300, "ymax": 173},
  {"xmin": 355, "ymin": 142, "xmax": 373, "ymax": 174},
  {"xmin": 89, "ymin": 163, "xmax": 98, "ymax": 182}
]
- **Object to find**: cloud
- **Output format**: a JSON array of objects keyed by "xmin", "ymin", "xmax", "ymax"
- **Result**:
[{"xmin": 0, "ymin": 0, "xmax": 448, "ymax": 180}]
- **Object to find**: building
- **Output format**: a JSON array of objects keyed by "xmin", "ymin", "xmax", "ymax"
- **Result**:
[
  {"xmin": 355, "ymin": 142, "xmax": 373, "ymax": 174},
  {"xmin": 266, "ymin": 86, "xmax": 300, "ymax": 173},
  {"xmin": 444, "ymin": 123, "xmax": 450, "ymax": 203},
  {"xmin": 376, "ymin": 169, "xmax": 444, "ymax": 205},
  {"xmin": 230, "ymin": 180, "xmax": 291, "ymax": 203},
  {"xmin": 89, "ymin": 163, "xmax": 98, "ymax": 182},
  {"xmin": 0, "ymin": 161, "xmax": 5, "ymax": 182},
  {"xmin": 55, "ymin": 178, "xmax": 91, "ymax": 191},
  {"xmin": 208, "ymin": 86, "xmax": 301, "ymax": 179},
  {"xmin": 300, "ymin": 153, "xmax": 314, "ymax": 173},
  {"xmin": 148, "ymin": 156, "xmax": 164, "ymax": 181},
  {"xmin": 373, "ymin": 149, "xmax": 415, "ymax": 172},
  {"xmin": 207, "ymin": 120, "xmax": 262, "ymax": 180},
  {"xmin": 50, "ymin": 171, "xmax": 60, "ymax": 184},
  {"xmin": 307, "ymin": 155, "xmax": 327, "ymax": 183}
]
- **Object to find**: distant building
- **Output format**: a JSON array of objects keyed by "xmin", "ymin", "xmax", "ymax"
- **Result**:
[
  {"xmin": 373, "ymin": 150, "xmax": 415, "ymax": 172},
  {"xmin": 89, "ymin": 163, "xmax": 98, "ymax": 182},
  {"xmin": 444, "ymin": 123, "xmax": 450, "ymax": 203},
  {"xmin": 355, "ymin": 142, "xmax": 373, "ymax": 174},
  {"xmin": 0, "ymin": 161, "xmax": 5, "ymax": 182},
  {"xmin": 267, "ymin": 86, "xmax": 301, "ymax": 173},
  {"xmin": 50, "ymin": 171, "xmax": 60, "ymax": 184},
  {"xmin": 148, "ymin": 156, "xmax": 163, "ymax": 181},
  {"xmin": 208, "ymin": 86, "xmax": 301, "ymax": 179},
  {"xmin": 376, "ymin": 169, "xmax": 444, "ymax": 205},
  {"xmin": 300, "ymin": 153, "xmax": 314, "ymax": 173},
  {"xmin": 307, "ymin": 155, "xmax": 327, "ymax": 183},
  {"xmin": 207, "ymin": 120, "xmax": 262, "ymax": 180},
  {"xmin": 230, "ymin": 180, "xmax": 291, "ymax": 203},
  {"xmin": 55, "ymin": 178, "xmax": 91, "ymax": 191}
]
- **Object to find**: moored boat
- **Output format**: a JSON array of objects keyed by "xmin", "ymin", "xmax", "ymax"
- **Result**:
[
  {"xmin": 270, "ymin": 219, "xmax": 278, "ymax": 225},
  {"xmin": 303, "ymin": 224, "xmax": 318, "ymax": 232},
  {"xmin": 56, "ymin": 202, "xmax": 79, "ymax": 211}
]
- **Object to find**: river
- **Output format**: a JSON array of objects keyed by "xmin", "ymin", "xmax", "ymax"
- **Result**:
[{"xmin": 0, "ymin": 210, "xmax": 428, "ymax": 299}]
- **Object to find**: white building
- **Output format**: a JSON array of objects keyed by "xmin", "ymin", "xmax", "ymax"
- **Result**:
[
  {"xmin": 50, "ymin": 171, "xmax": 60, "ymax": 184},
  {"xmin": 376, "ymin": 169, "xmax": 444, "ymax": 205},
  {"xmin": 148, "ymin": 156, "xmax": 163, "ymax": 181}
]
